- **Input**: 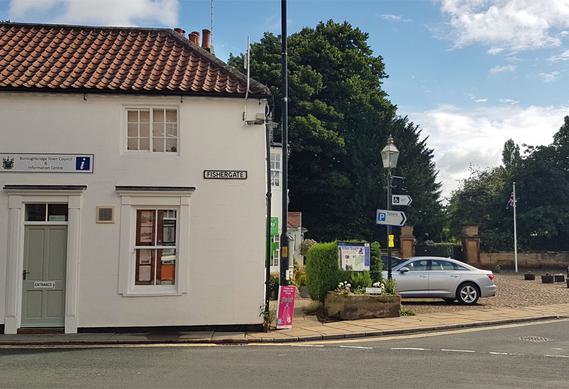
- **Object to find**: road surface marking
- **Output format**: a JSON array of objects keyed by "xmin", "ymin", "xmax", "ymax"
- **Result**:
[
  {"xmin": 339, "ymin": 345, "xmax": 373, "ymax": 350},
  {"xmin": 391, "ymin": 347, "xmax": 429, "ymax": 351},
  {"xmin": 489, "ymin": 352, "xmax": 509, "ymax": 355},
  {"xmin": 545, "ymin": 354, "xmax": 569, "ymax": 358},
  {"xmin": 441, "ymin": 349, "xmax": 476, "ymax": 353}
]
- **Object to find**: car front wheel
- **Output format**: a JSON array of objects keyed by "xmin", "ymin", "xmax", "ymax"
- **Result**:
[{"xmin": 457, "ymin": 282, "xmax": 479, "ymax": 305}]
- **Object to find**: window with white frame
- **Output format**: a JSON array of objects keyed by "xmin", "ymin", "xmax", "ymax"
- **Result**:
[
  {"xmin": 270, "ymin": 152, "xmax": 281, "ymax": 187},
  {"xmin": 271, "ymin": 235, "xmax": 280, "ymax": 267},
  {"xmin": 134, "ymin": 209, "xmax": 177, "ymax": 286},
  {"xmin": 127, "ymin": 108, "xmax": 178, "ymax": 152}
]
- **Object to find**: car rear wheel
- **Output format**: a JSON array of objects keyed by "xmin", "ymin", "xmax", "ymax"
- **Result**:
[{"xmin": 457, "ymin": 282, "xmax": 479, "ymax": 305}]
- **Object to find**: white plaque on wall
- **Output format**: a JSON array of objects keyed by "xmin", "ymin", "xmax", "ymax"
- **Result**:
[{"xmin": 0, "ymin": 153, "xmax": 94, "ymax": 173}]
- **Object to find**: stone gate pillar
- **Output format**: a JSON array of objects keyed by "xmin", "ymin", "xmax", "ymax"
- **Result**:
[
  {"xmin": 462, "ymin": 225, "xmax": 480, "ymax": 266},
  {"xmin": 400, "ymin": 225, "xmax": 415, "ymax": 259}
]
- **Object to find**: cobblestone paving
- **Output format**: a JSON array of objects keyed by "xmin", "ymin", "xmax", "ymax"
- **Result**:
[{"xmin": 403, "ymin": 272, "xmax": 569, "ymax": 314}]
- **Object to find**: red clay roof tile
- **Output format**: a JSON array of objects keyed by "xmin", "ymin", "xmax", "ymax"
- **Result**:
[{"xmin": 0, "ymin": 22, "xmax": 269, "ymax": 97}]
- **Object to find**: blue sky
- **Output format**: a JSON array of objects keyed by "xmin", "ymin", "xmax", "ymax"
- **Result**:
[{"xmin": 2, "ymin": 0, "xmax": 569, "ymax": 197}]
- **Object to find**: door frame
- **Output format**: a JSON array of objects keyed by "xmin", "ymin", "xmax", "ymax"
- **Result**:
[{"xmin": 3, "ymin": 187, "xmax": 84, "ymax": 334}]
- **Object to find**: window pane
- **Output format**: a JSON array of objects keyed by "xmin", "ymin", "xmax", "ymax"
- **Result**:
[
  {"xmin": 166, "ymin": 109, "xmax": 177, "ymax": 122},
  {"xmin": 156, "ymin": 248, "xmax": 176, "ymax": 285},
  {"xmin": 157, "ymin": 210, "xmax": 177, "ymax": 245},
  {"xmin": 139, "ymin": 122, "xmax": 150, "ymax": 138},
  {"xmin": 166, "ymin": 138, "xmax": 177, "ymax": 152},
  {"xmin": 136, "ymin": 210, "xmax": 155, "ymax": 246},
  {"xmin": 153, "ymin": 109, "xmax": 164, "ymax": 122},
  {"xmin": 127, "ymin": 110, "xmax": 138, "ymax": 122},
  {"xmin": 25, "ymin": 204, "xmax": 46, "ymax": 221},
  {"xmin": 128, "ymin": 123, "xmax": 138, "ymax": 138},
  {"xmin": 135, "ymin": 249, "xmax": 154, "ymax": 285},
  {"xmin": 166, "ymin": 123, "xmax": 177, "ymax": 137},
  {"xmin": 139, "ymin": 138, "xmax": 150, "ymax": 151},
  {"xmin": 408, "ymin": 260, "xmax": 428, "ymax": 271},
  {"xmin": 153, "ymin": 138, "xmax": 165, "ymax": 152},
  {"xmin": 128, "ymin": 138, "xmax": 139, "ymax": 150},
  {"xmin": 153, "ymin": 122, "xmax": 164, "ymax": 137},
  {"xmin": 139, "ymin": 110, "xmax": 150, "ymax": 123},
  {"xmin": 48, "ymin": 204, "xmax": 68, "ymax": 222}
]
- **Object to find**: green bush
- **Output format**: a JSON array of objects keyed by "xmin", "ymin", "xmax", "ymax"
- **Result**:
[
  {"xmin": 306, "ymin": 242, "xmax": 374, "ymax": 302},
  {"xmin": 306, "ymin": 242, "xmax": 343, "ymax": 302},
  {"xmin": 370, "ymin": 241, "xmax": 383, "ymax": 282}
]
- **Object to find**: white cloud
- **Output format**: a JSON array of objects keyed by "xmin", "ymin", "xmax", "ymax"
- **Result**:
[
  {"xmin": 549, "ymin": 49, "xmax": 569, "ymax": 61},
  {"xmin": 487, "ymin": 47, "xmax": 505, "ymax": 55},
  {"xmin": 9, "ymin": 0, "xmax": 179, "ymax": 26},
  {"xmin": 489, "ymin": 64, "xmax": 516, "ymax": 74},
  {"xmin": 407, "ymin": 104, "xmax": 569, "ymax": 198},
  {"xmin": 473, "ymin": 98, "xmax": 488, "ymax": 103},
  {"xmin": 539, "ymin": 71, "xmax": 561, "ymax": 82},
  {"xmin": 380, "ymin": 14, "xmax": 412, "ymax": 23},
  {"xmin": 440, "ymin": 0, "xmax": 569, "ymax": 51},
  {"xmin": 499, "ymin": 98, "xmax": 519, "ymax": 104}
]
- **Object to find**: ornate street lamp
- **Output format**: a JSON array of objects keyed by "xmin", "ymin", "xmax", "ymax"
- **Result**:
[{"xmin": 381, "ymin": 135, "xmax": 399, "ymax": 280}]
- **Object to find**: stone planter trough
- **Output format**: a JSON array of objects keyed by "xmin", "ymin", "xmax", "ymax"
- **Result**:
[
  {"xmin": 541, "ymin": 274, "xmax": 554, "ymax": 284},
  {"xmin": 554, "ymin": 274, "xmax": 565, "ymax": 283},
  {"xmin": 524, "ymin": 273, "xmax": 535, "ymax": 280},
  {"xmin": 324, "ymin": 292, "xmax": 401, "ymax": 320}
]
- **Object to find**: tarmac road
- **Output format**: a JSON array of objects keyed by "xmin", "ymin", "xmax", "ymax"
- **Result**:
[{"xmin": 1, "ymin": 319, "xmax": 568, "ymax": 389}]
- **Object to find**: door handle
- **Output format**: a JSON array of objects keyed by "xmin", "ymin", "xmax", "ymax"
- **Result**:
[{"xmin": 23, "ymin": 270, "xmax": 30, "ymax": 280}]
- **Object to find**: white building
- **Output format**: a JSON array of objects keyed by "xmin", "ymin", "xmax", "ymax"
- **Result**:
[{"xmin": 0, "ymin": 23, "xmax": 270, "ymax": 334}]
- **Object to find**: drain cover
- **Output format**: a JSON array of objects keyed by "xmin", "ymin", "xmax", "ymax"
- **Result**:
[{"xmin": 519, "ymin": 335, "xmax": 552, "ymax": 343}]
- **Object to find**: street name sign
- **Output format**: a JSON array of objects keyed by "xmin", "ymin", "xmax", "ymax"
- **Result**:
[
  {"xmin": 376, "ymin": 209, "xmax": 407, "ymax": 227},
  {"xmin": 392, "ymin": 195, "xmax": 412, "ymax": 206}
]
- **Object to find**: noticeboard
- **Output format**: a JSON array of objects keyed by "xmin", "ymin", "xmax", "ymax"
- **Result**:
[{"xmin": 338, "ymin": 242, "xmax": 370, "ymax": 271}]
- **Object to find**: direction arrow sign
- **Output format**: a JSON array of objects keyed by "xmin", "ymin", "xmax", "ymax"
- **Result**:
[
  {"xmin": 376, "ymin": 209, "xmax": 407, "ymax": 227},
  {"xmin": 392, "ymin": 195, "xmax": 412, "ymax": 206}
]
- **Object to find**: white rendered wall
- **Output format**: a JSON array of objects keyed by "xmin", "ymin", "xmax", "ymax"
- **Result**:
[{"xmin": 0, "ymin": 93, "xmax": 267, "ymax": 328}]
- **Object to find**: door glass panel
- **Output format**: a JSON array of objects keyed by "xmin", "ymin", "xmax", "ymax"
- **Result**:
[
  {"xmin": 26, "ymin": 204, "xmax": 46, "ymax": 221},
  {"xmin": 48, "ymin": 204, "xmax": 68, "ymax": 222},
  {"xmin": 407, "ymin": 260, "xmax": 428, "ymax": 271}
]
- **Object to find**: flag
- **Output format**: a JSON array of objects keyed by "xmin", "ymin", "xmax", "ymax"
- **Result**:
[{"xmin": 507, "ymin": 191, "xmax": 516, "ymax": 209}]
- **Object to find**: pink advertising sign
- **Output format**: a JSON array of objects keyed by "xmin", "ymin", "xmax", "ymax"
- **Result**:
[{"xmin": 276, "ymin": 285, "xmax": 296, "ymax": 329}]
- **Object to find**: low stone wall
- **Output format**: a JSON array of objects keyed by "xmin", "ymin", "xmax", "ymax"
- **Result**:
[
  {"xmin": 324, "ymin": 292, "xmax": 400, "ymax": 320},
  {"xmin": 480, "ymin": 252, "xmax": 569, "ymax": 270}
]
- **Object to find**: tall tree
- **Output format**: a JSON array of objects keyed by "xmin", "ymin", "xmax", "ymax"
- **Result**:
[
  {"xmin": 502, "ymin": 139, "xmax": 521, "ymax": 171},
  {"xmin": 230, "ymin": 21, "xmax": 443, "ymax": 242}
]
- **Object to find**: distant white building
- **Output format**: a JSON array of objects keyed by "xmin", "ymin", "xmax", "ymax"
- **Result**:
[{"xmin": 0, "ymin": 23, "xmax": 270, "ymax": 334}]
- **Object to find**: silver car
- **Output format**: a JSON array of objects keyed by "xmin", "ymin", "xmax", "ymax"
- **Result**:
[{"xmin": 382, "ymin": 256, "xmax": 496, "ymax": 304}]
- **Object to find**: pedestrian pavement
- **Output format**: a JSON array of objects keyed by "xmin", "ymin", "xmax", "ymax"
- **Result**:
[{"xmin": 1, "ymin": 303, "xmax": 568, "ymax": 346}]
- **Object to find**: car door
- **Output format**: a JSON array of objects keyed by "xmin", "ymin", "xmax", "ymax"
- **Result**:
[
  {"xmin": 428, "ymin": 259, "xmax": 462, "ymax": 297},
  {"xmin": 393, "ymin": 259, "xmax": 430, "ymax": 297}
]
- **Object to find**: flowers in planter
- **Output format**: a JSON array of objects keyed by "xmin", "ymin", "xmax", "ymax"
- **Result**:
[
  {"xmin": 371, "ymin": 281, "xmax": 386, "ymax": 294},
  {"xmin": 335, "ymin": 281, "xmax": 352, "ymax": 294}
]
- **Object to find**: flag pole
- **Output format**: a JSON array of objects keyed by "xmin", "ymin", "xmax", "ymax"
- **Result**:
[{"xmin": 513, "ymin": 181, "xmax": 518, "ymax": 272}]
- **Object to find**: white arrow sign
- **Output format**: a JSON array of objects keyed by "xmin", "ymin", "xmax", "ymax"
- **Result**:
[
  {"xmin": 376, "ymin": 209, "xmax": 407, "ymax": 227},
  {"xmin": 392, "ymin": 195, "xmax": 412, "ymax": 206}
]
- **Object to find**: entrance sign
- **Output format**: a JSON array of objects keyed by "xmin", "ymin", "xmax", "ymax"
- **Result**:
[
  {"xmin": 376, "ymin": 209, "xmax": 407, "ymax": 227},
  {"xmin": 338, "ymin": 242, "xmax": 370, "ymax": 271},
  {"xmin": 0, "ymin": 153, "xmax": 94, "ymax": 173},
  {"xmin": 276, "ymin": 285, "xmax": 296, "ymax": 329},
  {"xmin": 392, "ymin": 195, "xmax": 412, "ymax": 206},
  {"xmin": 33, "ymin": 281, "xmax": 56, "ymax": 289},
  {"xmin": 203, "ymin": 170, "xmax": 247, "ymax": 180}
]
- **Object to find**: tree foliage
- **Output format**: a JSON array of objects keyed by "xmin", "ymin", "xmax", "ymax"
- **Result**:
[
  {"xmin": 448, "ymin": 116, "xmax": 569, "ymax": 251},
  {"xmin": 229, "ymin": 21, "xmax": 443, "ymax": 242}
]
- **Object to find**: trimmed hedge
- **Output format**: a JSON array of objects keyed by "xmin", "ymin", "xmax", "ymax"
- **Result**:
[
  {"xmin": 306, "ymin": 242, "xmax": 343, "ymax": 302},
  {"xmin": 306, "ymin": 241, "xmax": 377, "ymax": 302}
]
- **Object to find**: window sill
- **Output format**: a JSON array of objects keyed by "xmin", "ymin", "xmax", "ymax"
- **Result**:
[{"xmin": 122, "ymin": 286, "xmax": 181, "ymax": 297}]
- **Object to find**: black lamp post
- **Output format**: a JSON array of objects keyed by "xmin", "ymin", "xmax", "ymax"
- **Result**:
[
  {"xmin": 380, "ymin": 135, "xmax": 399, "ymax": 280},
  {"xmin": 279, "ymin": 0, "xmax": 289, "ymax": 286}
]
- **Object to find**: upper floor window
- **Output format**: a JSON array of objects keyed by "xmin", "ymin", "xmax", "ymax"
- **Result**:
[
  {"xmin": 127, "ymin": 108, "xmax": 178, "ymax": 152},
  {"xmin": 270, "ymin": 152, "xmax": 281, "ymax": 187}
]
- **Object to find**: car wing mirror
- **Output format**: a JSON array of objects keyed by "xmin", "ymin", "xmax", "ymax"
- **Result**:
[{"xmin": 399, "ymin": 267, "xmax": 409, "ymax": 273}]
